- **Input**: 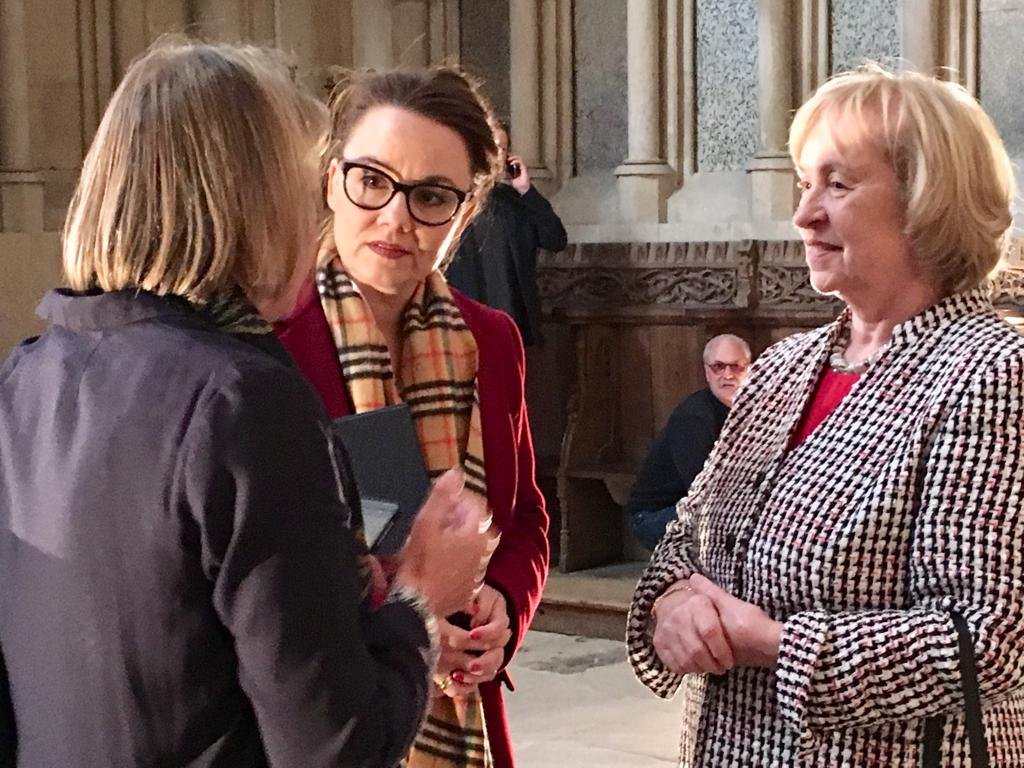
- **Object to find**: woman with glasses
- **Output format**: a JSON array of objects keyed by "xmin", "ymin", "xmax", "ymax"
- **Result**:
[{"xmin": 275, "ymin": 67, "xmax": 549, "ymax": 768}]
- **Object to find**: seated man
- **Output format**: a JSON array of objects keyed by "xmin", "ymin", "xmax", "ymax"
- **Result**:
[{"xmin": 627, "ymin": 334, "xmax": 752, "ymax": 551}]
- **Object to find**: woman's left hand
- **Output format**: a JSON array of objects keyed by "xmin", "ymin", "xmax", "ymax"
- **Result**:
[
  {"xmin": 440, "ymin": 585, "xmax": 511, "ymax": 696},
  {"xmin": 687, "ymin": 573, "xmax": 782, "ymax": 668}
]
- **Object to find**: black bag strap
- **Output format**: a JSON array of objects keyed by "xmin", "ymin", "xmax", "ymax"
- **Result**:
[
  {"xmin": 0, "ymin": 645, "xmax": 15, "ymax": 768},
  {"xmin": 920, "ymin": 610, "xmax": 990, "ymax": 768},
  {"xmin": 909, "ymin": 429, "xmax": 990, "ymax": 767}
]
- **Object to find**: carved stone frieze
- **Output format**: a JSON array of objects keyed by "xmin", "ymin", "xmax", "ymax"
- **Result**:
[
  {"xmin": 537, "ymin": 241, "xmax": 754, "ymax": 310},
  {"xmin": 536, "ymin": 239, "xmax": 1024, "ymax": 316},
  {"xmin": 992, "ymin": 266, "xmax": 1024, "ymax": 310},
  {"xmin": 537, "ymin": 266, "xmax": 740, "ymax": 308},
  {"xmin": 757, "ymin": 240, "xmax": 843, "ymax": 315}
]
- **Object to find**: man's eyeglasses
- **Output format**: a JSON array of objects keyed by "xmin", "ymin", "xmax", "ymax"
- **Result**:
[
  {"xmin": 340, "ymin": 161, "xmax": 468, "ymax": 227},
  {"xmin": 704, "ymin": 361, "xmax": 749, "ymax": 375}
]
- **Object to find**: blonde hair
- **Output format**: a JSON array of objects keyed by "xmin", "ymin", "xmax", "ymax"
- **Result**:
[
  {"xmin": 63, "ymin": 41, "xmax": 327, "ymax": 305},
  {"xmin": 789, "ymin": 65, "xmax": 1015, "ymax": 294}
]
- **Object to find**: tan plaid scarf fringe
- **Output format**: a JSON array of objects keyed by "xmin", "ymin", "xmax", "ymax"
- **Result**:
[{"xmin": 317, "ymin": 258, "xmax": 492, "ymax": 768}]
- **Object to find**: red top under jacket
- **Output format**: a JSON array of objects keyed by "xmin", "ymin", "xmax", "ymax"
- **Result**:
[{"xmin": 788, "ymin": 368, "xmax": 861, "ymax": 450}]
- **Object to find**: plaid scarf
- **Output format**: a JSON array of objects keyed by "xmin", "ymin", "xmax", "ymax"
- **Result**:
[
  {"xmin": 191, "ymin": 287, "xmax": 275, "ymax": 336},
  {"xmin": 317, "ymin": 258, "xmax": 493, "ymax": 768}
]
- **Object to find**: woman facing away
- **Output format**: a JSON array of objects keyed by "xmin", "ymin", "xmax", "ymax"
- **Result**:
[
  {"xmin": 627, "ymin": 66, "xmax": 1024, "ymax": 766},
  {"xmin": 275, "ymin": 67, "xmax": 550, "ymax": 768},
  {"xmin": 0, "ymin": 41, "xmax": 491, "ymax": 768}
]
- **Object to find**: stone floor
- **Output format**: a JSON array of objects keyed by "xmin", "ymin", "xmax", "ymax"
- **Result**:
[{"xmin": 505, "ymin": 630, "xmax": 680, "ymax": 767}]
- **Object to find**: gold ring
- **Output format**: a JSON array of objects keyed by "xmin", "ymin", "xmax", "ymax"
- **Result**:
[{"xmin": 437, "ymin": 675, "xmax": 452, "ymax": 693}]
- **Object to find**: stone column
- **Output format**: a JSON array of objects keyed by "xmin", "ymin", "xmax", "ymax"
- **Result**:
[
  {"xmin": 748, "ymin": 0, "xmax": 796, "ymax": 221},
  {"xmin": 797, "ymin": 0, "xmax": 829, "ymax": 99},
  {"xmin": 901, "ymin": 0, "xmax": 942, "ymax": 74},
  {"xmin": 0, "ymin": 0, "xmax": 43, "ymax": 232},
  {"xmin": 945, "ymin": 0, "xmax": 979, "ymax": 94},
  {"xmin": 509, "ymin": 0, "xmax": 552, "ymax": 180},
  {"xmin": 614, "ymin": 0, "xmax": 674, "ymax": 223},
  {"xmin": 353, "ymin": 0, "xmax": 395, "ymax": 68},
  {"xmin": 428, "ymin": 0, "xmax": 460, "ymax": 64},
  {"xmin": 393, "ymin": 0, "xmax": 431, "ymax": 66}
]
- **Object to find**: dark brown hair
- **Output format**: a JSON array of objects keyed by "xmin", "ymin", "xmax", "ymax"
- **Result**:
[{"xmin": 324, "ymin": 66, "xmax": 502, "ymax": 200}]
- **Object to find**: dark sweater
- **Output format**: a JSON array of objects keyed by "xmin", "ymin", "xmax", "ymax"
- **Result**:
[
  {"xmin": 0, "ymin": 290, "xmax": 433, "ymax": 768},
  {"xmin": 628, "ymin": 388, "xmax": 729, "ymax": 515},
  {"xmin": 446, "ymin": 184, "xmax": 567, "ymax": 346}
]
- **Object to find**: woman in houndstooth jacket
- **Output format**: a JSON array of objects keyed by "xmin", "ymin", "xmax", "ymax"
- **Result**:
[{"xmin": 627, "ymin": 66, "xmax": 1024, "ymax": 766}]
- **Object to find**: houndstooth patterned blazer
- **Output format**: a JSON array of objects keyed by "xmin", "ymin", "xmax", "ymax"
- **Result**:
[{"xmin": 627, "ymin": 288, "xmax": 1024, "ymax": 767}]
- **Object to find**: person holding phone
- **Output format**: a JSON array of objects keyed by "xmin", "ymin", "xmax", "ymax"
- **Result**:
[
  {"xmin": 444, "ymin": 123, "xmax": 567, "ymax": 347},
  {"xmin": 274, "ymin": 69, "xmax": 550, "ymax": 768},
  {"xmin": 0, "ymin": 42, "xmax": 490, "ymax": 768}
]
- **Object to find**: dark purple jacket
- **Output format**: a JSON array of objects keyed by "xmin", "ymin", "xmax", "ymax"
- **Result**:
[{"xmin": 0, "ymin": 289, "xmax": 435, "ymax": 768}]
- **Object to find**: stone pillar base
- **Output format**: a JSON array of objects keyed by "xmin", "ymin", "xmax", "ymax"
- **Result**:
[
  {"xmin": 747, "ymin": 152, "xmax": 796, "ymax": 222},
  {"xmin": 614, "ymin": 161, "xmax": 675, "ymax": 223},
  {"xmin": 0, "ymin": 172, "xmax": 45, "ymax": 233}
]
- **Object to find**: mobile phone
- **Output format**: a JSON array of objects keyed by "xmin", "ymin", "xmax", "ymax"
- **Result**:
[
  {"xmin": 448, "ymin": 611, "xmax": 484, "ymax": 656},
  {"xmin": 506, "ymin": 160, "xmax": 521, "ymax": 179}
]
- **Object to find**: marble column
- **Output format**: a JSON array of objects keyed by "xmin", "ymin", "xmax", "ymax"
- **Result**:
[
  {"xmin": 748, "ymin": 0, "xmax": 796, "ymax": 221},
  {"xmin": 0, "ymin": 0, "xmax": 43, "ymax": 232},
  {"xmin": 614, "ymin": 0, "xmax": 674, "ymax": 223},
  {"xmin": 509, "ymin": 0, "xmax": 552, "ymax": 180}
]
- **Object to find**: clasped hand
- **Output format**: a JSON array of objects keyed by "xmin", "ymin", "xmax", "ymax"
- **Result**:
[
  {"xmin": 434, "ymin": 584, "xmax": 512, "ymax": 698},
  {"xmin": 652, "ymin": 573, "xmax": 782, "ymax": 676}
]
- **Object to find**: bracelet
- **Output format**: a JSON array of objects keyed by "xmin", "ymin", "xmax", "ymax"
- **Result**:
[{"xmin": 651, "ymin": 580, "xmax": 693, "ymax": 622}]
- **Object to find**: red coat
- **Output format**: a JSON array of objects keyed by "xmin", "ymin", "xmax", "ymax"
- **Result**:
[{"xmin": 275, "ymin": 281, "xmax": 550, "ymax": 768}]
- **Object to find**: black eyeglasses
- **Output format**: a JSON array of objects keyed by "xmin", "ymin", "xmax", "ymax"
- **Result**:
[{"xmin": 340, "ymin": 161, "xmax": 469, "ymax": 227}]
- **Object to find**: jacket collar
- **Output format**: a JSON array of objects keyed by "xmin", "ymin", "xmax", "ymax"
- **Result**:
[
  {"xmin": 37, "ymin": 288, "xmax": 191, "ymax": 331},
  {"xmin": 37, "ymin": 288, "xmax": 294, "ymax": 367},
  {"xmin": 823, "ymin": 286, "xmax": 996, "ymax": 354}
]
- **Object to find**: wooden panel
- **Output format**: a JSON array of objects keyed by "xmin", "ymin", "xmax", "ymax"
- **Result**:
[
  {"xmin": 557, "ymin": 324, "xmax": 623, "ymax": 571},
  {"xmin": 525, "ymin": 321, "xmax": 573, "ymax": 465},
  {"xmin": 648, "ymin": 324, "xmax": 703, "ymax": 432},
  {"xmin": 617, "ymin": 325, "xmax": 653, "ymax": 466}
]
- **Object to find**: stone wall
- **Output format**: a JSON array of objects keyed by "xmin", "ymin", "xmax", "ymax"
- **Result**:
[
  {"xmin": 980, "ymin": 0, "xmax": 1024, "ymax": 221},
  {"xmin": 4, "ymin": 2, "xmax": 1024, "ymax": 345},
  {"xmin": 830, "ymin": 0, "xmax": 902, "ymax": 72},
  {"xmin": 695, "ymin": 0, "xmax": 759, "ymax": 172}
]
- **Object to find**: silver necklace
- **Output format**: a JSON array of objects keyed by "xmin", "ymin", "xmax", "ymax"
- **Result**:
[{"xmin": 829, "ymin": 328, "xmax": 889, "ymax": 375}]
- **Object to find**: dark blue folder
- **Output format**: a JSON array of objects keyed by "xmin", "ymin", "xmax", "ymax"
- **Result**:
[{"xmin": 332, "ymin": 404, "xmax": 431, "ymax": 555}]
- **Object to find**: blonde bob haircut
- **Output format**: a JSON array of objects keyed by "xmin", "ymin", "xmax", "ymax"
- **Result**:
[
  {"xmin": 789, "ymin": 65, "xmax": 1015, "ymax": 295},
  {"xmin": 63, "ymin": 41, "xmax": 326, "ymax": 305}
]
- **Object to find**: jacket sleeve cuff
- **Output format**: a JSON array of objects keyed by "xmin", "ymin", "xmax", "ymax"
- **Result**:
[
  {"xmin": 384, "ymin": 585, "xmax": 440, "ymax": 673},
  {"xmin": 483, "ymin": 577, "xmax": 521, "ymax": 670},
  {"xmin": 775, "ymin": 610, "xmax": 830, "ymax": 752}
]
